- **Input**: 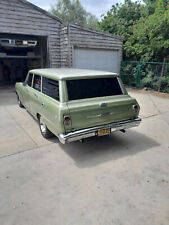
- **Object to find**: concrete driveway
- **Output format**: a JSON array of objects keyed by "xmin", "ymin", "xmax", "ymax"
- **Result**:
[{"xmin": 0, "ymin": 86, "xmax": 169, "ymax": 225}]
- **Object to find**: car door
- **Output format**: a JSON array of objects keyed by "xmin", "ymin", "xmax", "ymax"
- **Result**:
[
  {"xmin": 20, "ymin": 73, "xmax": 33, "ymax": 110},
  {"xmin": 29, "ymin": 74, "xmax": 43, "ymax": 118}
]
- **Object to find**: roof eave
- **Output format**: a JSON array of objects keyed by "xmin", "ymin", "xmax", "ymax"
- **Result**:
[
  {"xmin": 62, "ymin": 23, "xmax": 124, "ymax": 41},
  {"xmin": 18, "ymin": 0, "xmax": 63, "ymax": 23}
]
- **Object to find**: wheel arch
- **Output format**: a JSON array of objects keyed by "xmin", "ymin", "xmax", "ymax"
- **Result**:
[{"xmin": 37, "ymin": 113, "xmax": 40, "ymax": 120}]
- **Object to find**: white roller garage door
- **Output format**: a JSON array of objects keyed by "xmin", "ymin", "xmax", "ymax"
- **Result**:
[{"xmin": 73, "ymin": 48, "xmax": 120, "ymax": 73}]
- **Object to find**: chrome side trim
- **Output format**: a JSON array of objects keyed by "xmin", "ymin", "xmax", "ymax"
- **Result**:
[
  {"xmin": 99, "ymin": 102, "xmax": 107, "ymax": 107},
  {"xmin": 86, "ymin": 112, "xmax": 114, "ymax": 119},
  {"xmin": 58, "ymin": 118, "xmax": 141, "ymax": 144}
]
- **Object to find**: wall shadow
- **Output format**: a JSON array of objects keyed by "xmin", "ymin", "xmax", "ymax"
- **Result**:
[{"xmin": 59, "ymin": 130, "xmax": 160, "ymax": 168}]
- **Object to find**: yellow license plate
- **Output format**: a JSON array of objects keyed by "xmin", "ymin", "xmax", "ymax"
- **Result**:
[
  {"xmin": 16, "ymin": 41, "xmax": 23, "ymax": 45},
  {"xmin": 97, "ymin": 129, "xmax": 111, "ymax": 136}
]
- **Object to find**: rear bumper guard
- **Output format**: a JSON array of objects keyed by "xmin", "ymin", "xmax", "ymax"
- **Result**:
[{"xmin": 58, "ymin": 118, "xmax": 141, "ymax": 144}]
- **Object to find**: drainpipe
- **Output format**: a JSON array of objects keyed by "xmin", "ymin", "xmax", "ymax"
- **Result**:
[{"xmin": 67, "ymin": 23, "xmax": 71, "ymax": 68}]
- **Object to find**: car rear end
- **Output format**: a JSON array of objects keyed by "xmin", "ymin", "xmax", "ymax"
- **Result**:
[{"xmin": 59, "ymin": 73, "xmax": 141, "ymax": 143}]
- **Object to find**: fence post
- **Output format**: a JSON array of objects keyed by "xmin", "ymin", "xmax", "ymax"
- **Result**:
[
  {"xmin": 136, "ymin": 61, "xmax": 141, "ymax": 88},
  {"xmin": 158, "ymin": 57, "xmax": 166, "ymax": 92},
  {"xmin": 120, "ymin": 61, "xmax": 124, "ymax": 82}
]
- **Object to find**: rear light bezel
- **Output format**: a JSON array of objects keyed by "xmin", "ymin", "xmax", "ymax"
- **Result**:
[
  {"xmin": 63, "ymin": 115, "xmax": 71, "ymax": 126},
  {"xmin": 132, "ymin": 104, "xmax": 139, "ymax": 113}
]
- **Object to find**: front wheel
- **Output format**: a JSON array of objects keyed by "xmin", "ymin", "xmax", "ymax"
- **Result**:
[
  {"xmin": 16, "ymin": 94, "xmax": 24, "ymax": 108},
  {"xmin": 39, "ymin": 116, "xmax": 53, "ymax": 139}
]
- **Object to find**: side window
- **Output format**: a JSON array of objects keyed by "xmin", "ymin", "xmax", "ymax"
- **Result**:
[
  {"xmin": 33, "ymin": 74, "xmax": 41, "ymax": 92},
  {"xmin": 27, "ymin": 73, "xmax": 33, "ymax": 87},
  {"xmin": 42, "ymin": 77, "xmax": 59, "ymax": 101}
]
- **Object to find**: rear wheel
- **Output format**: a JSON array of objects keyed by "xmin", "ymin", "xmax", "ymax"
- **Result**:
[{"xmin": 39, "ymin": 115, "xmax": 53, "ymax": 139}]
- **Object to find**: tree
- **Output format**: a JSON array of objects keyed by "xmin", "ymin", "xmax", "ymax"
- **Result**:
[
  {"xmin": 99, "ymin": 0, "xmax": 169, "ymax": 62},
  {"xmin": 125, "ymin": 0, "xmax": 169, "ymax": 61},
  {"xmin": 50, "ymin": 0, "xmax": 98, "ymax": 29},
  {"xmin": 99, "ymin": 0, "xmax": 145, "ymax": 40}
]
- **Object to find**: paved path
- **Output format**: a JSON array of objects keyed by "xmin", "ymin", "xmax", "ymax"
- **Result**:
[{"xmin": 0, "ymin": 87, "xmax": 169, "ymax": 225}]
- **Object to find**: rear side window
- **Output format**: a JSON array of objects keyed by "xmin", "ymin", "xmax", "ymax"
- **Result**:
[
  {"xmin": 66, "ymin": 77, "xmax": 123, "ymax": 101},
  {"xmin": 33, "ymin": 74, "xmax": 41, "ymax": 92},
  {"xmin": 27, "ymin": 73, "xmax": 33, "ymax": 86},
  {"xmin": 42, "ymin": 77, "xmax": 59, "ymax": 101}
]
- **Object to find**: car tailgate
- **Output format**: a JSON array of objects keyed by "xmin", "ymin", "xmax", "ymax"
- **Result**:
[{"xmin": 66, "ymin": 95, "xmax": 139, "ymax": 132}]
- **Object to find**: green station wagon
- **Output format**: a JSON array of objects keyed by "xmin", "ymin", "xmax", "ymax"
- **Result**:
[{"xmin": 15, "ymin": 68, "xmax": 141, "ymax": 144}]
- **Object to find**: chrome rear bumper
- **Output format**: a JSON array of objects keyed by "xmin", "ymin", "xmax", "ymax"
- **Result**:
[{"xmin": 58, "ymin": 118, "xmax": 141, "ymax": 144}]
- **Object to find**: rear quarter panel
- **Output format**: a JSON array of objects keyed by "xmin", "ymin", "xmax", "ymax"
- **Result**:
[{"xmin": 40, "ymin": 93, "xmax": 69, "ymax": 135}]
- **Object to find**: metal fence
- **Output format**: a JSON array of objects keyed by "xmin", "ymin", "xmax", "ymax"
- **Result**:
[{"xmin": 120, "ymin": 61, "xmax": 169, "ymax": 93}]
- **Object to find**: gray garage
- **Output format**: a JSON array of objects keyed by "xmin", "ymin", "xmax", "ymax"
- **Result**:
[
  {"xmin": 0, "ymin": 0, "xmax": 123, "ymax": 84},
  {"xmin": 60, "ymin": 24, "xmax": 123, "ymax": 73}
]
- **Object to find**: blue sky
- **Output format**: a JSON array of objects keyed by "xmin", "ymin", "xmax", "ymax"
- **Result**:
[{"xmin": 28, "ymin": 0, "xmax": 123, "ymax": 19}]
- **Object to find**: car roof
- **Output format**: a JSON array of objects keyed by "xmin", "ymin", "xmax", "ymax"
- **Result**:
[{"xmin": 29, "ymin": 68, "xmax": 118, "ymax": 80}]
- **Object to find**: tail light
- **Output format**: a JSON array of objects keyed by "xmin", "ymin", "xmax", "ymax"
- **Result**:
[
  {"xmin": 132, "ymin": 104, "xmax": 138, "ymax": 113},
  {"xmin": 64, "ymin": 115, "xmax": 71, "ymax": 126}
]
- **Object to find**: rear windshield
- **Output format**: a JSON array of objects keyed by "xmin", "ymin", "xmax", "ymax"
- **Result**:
[{"xmin": 66, "ymin": 77, "xmax": 123, "ymax": 101}]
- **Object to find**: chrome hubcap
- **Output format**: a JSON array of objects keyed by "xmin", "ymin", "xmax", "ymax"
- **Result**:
[
  {"xmin": 17, "ymin": 96, "xmax": 20, "ymax": 104},
  {"xmin": 40, "ymin": 117, "xmax": 46, "ymax": 133}
]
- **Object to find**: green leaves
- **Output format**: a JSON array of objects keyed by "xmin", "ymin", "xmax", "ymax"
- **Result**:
[
  {"xmin": 99, "ymin": 0, "xmax": 169, "ymax": 62},
  {"xmin": 50, "ymin": 0, "xmax": 98, "ymax": 29}
]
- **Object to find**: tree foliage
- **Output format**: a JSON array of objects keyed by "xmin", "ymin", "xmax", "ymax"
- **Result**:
[
  {"xmin": 99, "ymin": 0, "xmax": 169, "ymax": 62},
  {"xmin": 50, "ymin": 0, "xmax": 98, "ymax": 29}
]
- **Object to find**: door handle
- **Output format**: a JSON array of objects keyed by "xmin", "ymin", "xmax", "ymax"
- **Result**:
[
  {"xmin": 99, "ymin": 103, "xmax": 107, "ymax": 107},
  {"xmin": 41, "ymin": 103, "xmax": 44, "ymax": 107},
  {"xmin": 34, "ymin": 94, "xmax": 38, "ymax": 98}
]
